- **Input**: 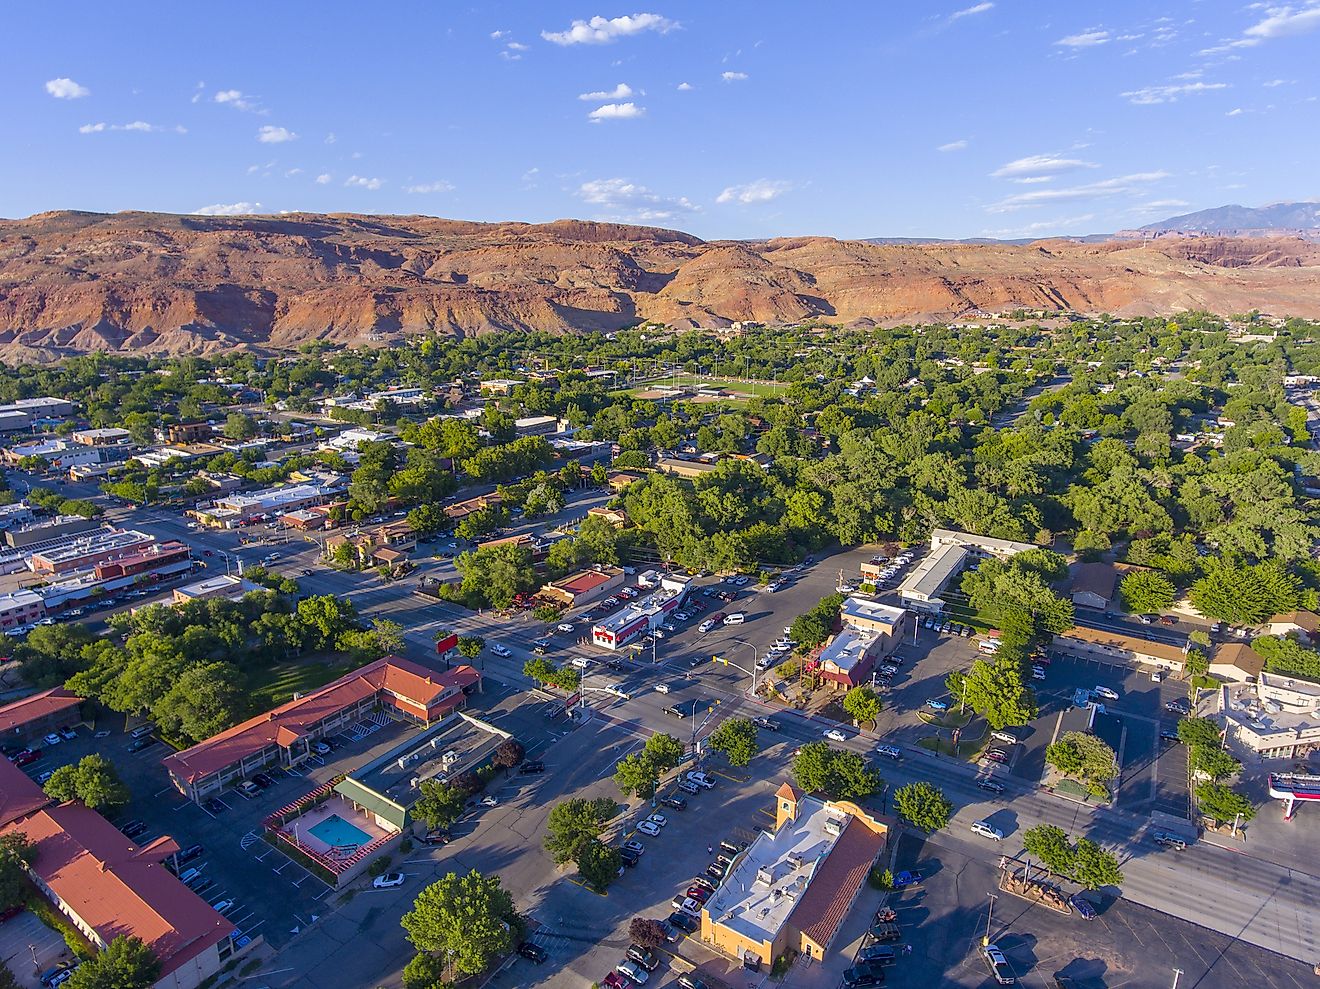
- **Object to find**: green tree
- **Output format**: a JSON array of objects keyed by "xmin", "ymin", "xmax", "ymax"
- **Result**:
[
  {"xmin": 1045, "ymin": 731, "xmax": 1117, "ymax": 798},
  {"xmin": 575, "ymin": 839, "xmax": 622, "ymax": 892},
  {"xmin": 543, "ymin": 797, "xmax": 617, "ymax": 864},
  {"xmin": 491, "ymin": 739, "xmax": 525, "ymax": 771},
  {"xmin": 1177, "ymin": 716, "xmax": 1223, "ymax": 749},
  {"xmin": 0, "ymin": 833, "xmax": 35, "ymax": 910},
  {"xmin": 401, "ymin": 952, "xmax": 450, "ymax": 989},
  {"xmin": 223, "ymin": 412, "xmax": 257, "ymax": 441},
  {"xmin": 1196, "ymin": 782, "xmax": 1257, "ymax": 825},
  {"xmin": 454, "ymin": 543, "xmax": 539, "ymax": 609},
  {"xmin": 706, "ymin": 717, "xmax": 760, "ymax": 768},
  {"xmin": 296, "ymin": 595, "xmax": 359, "ymax": 650},
  {"xmin": 151, "ymin": 661, "xmax": 245, "ymax": 743},
  {"xmin": 457, "ymin": 636, "xmax": 485, "ymax": 662},
  {"xmin": 1192, "ymin": 746, "xmax": 1241, "ymax": 781},
  {"xmin": 42, "ymin": 754, "xmax": 130, "ymax": 812},
  {"xmin": 1119, "ymin": 570, "xmax": 1175, "ymax": 615},
  {"xmin": 1022, "ymin": 825, "xmax": 1074, "ymax": 876},
  {"xmin": 953, "ymin": 658, "xmax": 1038, "ymax": 729},
  {"xmin": 414, "ymin": 781, "xmax": 467, "ymax": 831},
  {"xmin": 842, "ymin": 685, "xmax": 882, "ymax": 726},
  {"xmin": 1071, "ymin": 837, "xmax": 1123, "ymax": 891},
  {"xmin": 791, "ymin": 741, "xmax": 836, "ymax": 794},
  {"xmin": 613, "ymin": 752, "xmax": 660, "ymax": 799},
  {"xmin": 892, "ymin": 782, "xmax": 951, "ymax": 832},
  {"xmin": 66, "ymin": 936, "xmax": 160, "ymax": 989},
  {"xmin": 400, "ymin": 870, "xmax": 519, "ymax": 978},
  {"xmin": 830, "ymin": 750, "xmax": 883, "ymax": 800},
  {"xmin": 643, "ymin": 732, "xmax": 685, "ymax": 772}
]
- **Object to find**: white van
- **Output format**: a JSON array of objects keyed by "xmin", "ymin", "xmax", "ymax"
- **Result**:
[
  {"xmin": 130, "ymin": 723, "xmax": 156, "ymax": 739},
  {"xmin": 723, "ymin": 613, "xmax": 745, "ymax": 626}
]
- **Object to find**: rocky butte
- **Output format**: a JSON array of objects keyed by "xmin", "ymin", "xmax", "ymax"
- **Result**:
[{"xmin": 1, "ymin": 209, "xmax": 1318, "ymax": 359}]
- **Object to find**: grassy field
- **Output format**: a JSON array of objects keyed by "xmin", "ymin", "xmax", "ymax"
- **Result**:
[
  {"xmin": 620, "ymin": 375, "xmax": 794, "ymax": 400},
  {"xmin": 248, "ymin": 656, "xmax": 359, "ymax": 711}
]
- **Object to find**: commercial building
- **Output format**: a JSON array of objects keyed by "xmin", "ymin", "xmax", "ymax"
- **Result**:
[
  {"xmin": 2, "ymin": 440, "xmax": 105, "ymax": 471},
  {"xmin": 164, "ymin": 657, "xmax": 481, "ymax": 802},
  {"xmin": 0, "ymin": 758, "xmax": 241, "ymax": 989},
  {"xmin": 478, "ymin": 378, "xmax": 523, "ymax": 396},
  {"xmin": 1052, "ymin": 625, "xmax": 1189, "ymax": 671},
  {"xmin": 0, "ymin": 502, "xmax": 35, "ymax": 531},
  {"xmin": 29, "ymin": 528, "xmax": 157, "ymax": 575},
  {"xmin": 0, "ymin": 397, "xmax": 74, "ymax": 431},
  {"xmin": 164, "ymin": 422, "xmax": 214, "ymax": 444},
  {"xmin": 320, "ymin": 427, "xmax": 388, "ymax": 453},
  {"xmin": 443, "ymin": 493, "xmax": 502, "ymax": 522},
  {"xmin": 896, "ymin": 528, "xmax": 1036, "ymax": 611},
  {"xmin": 810, "ymin": 598, "xmax": 911, "ymax": 688},
  {"xmin": 324, "ymin": 521, "xmax": 417, "ymax": 568},
  {"xmin": 171, "ymin": 574, "xmax": 262, "ymax": 605},
  {"xmin": 4, "ymin": 514, "xmax": 101, "ymax": 549},
  {"xmin": 701, "ymin": 783, "xmax": 887, "ymax": 967},
  {"xmin": 539, "ymin": 566, "xmax": 626, "ymax": 608},
  {"xmin": 657, "ymin": 457, "xmax": 721, "ymax": 479},
  {"xmin": 0, "ymin": 687, "xmax": 82, "ymax": 744},
  {"xmin": 513, "ymin": 415, "xmax": 561, "ymax": 437},
  {"xmin": 0, "ymin": 589, "xmax": 46, "ymax": 631},
  {"xmin": 586, "ymin": 506, "xmax": 629, "ymax": 529},
  {"xmin": 592, "ymin": 574, "xmax": 692, "ymax": 650},
  {"xmin": 71, "ymin": 427, "xmax": 132, "ymax": 446},
  {"xmin": 198, "ymin": 481, "xmax": 343, "ymax": 528},
  {"xmin": 1219, "ymin": 672, "xmax": 1320, "ymax": 758}
]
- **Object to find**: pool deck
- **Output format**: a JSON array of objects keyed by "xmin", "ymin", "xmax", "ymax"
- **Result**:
[{"xmin": 283, "ymin": 795, "xmax": 391, "ymax": 857}]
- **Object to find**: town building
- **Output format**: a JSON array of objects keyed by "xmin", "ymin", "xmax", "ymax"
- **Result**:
[
  {"xmin": 164, "ymin": 657, "xmax": 481, "ymax": 802},
  {"xmin": 70, "ymin": 427, "xmax": 133, "ymax": 446},
  {"xmin": 538, "ymin": 566, "xmax": 626, "ymax": 609},
  {"xmin": 0, "ymin": 687, "xmax": 81, "ymax": 744},
  {"xmin": 163, "ymin": 422, "xmax": 214, "ymax": 444},
  {"xmin": 0, "ymin": 397, "xmax": 74, "ymax": 431},
  {"xmin": 586, "ymin": 506, "xmax": 629, "ymax": 529},
  {"xmin": 474, "ymin": 533, "xmax": 550, "ymax": 561},
  {"xmin": 4, "ymin": 515, "xmax": 103, "ymax": 549},
  {"xmin": 0, "ymin": 589, "xmax": 47, "ymax": 631},
  {"xmin": 896, "ymin": 528, "xmax": 1037, "ymax": 611},
  {"xmin": 1209, "ymin": 643, "xmax": 1266, "ymax": 683},
  {"xmin": 701, "ymin": 783, "xmax": 887, "ymax": 968},
  {"xmin": 591, "ymin": 575, "xmax": 691, "ymax": 650},
  {"xmin": 29, "ymin": 528, "xmax": 157, "ymax": 575},
  {"xmin": 0, "ymin": 502, "xmax": 34, "ymax": 532},
  {"xmin": 656, "ymin": 457, "xmax": 721, "ymax": 479},
  {"xmin": 2, "ymin": 440, "xmax": 107, "ymax": 471},
  {"xmin": 478, "ymin": 378, "xmax": 523, "ymax": 396},
  {"xmin": 0, "ymin": 758, "xmax": 241, "ymax": 989},
  {"xmin": 513, "ymin": 415, "xmax": 561, "ymax": 437},
  {"xmin": 325, "ymin": 522, "xmax": 417, "ymax": 568},
  {"xmin": 320, "ymin": 427, "xmax": 388, "ymax": 453},
  {"xmin": 442, "ymin": 493, "xmax": 502, "ymax": 522},
  {"xmin": 607, "ymin": 471, "xmax": 647, "ymax": 493},
  {"xmin": 1219, "ymin": 672, "xmax": 1320, "ymax": 758},
  {"xmin": 1069, "ymin": 562, "xmax": 1120, "ymax": 611},
  {"xmin": 198, "ymin": 481, "xmax": 344, "ymax": 528},
  {"xmin": 809, "ymin": 598, "xmax": 912, "ymax": 688},
  {"xmin": 1263, "ymin": 611, "xmax": 1320, "ymax": 644},
  {"xmin": 171, "ymin": 574, "xmax": 262, "ymax": 605},
  {"xmin": 1052, "ymin": 625, "xmax": 1189, "ymax": 671}
]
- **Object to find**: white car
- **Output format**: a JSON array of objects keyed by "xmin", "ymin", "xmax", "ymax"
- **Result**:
[
  {"xmin": 490, "ymin": 643, "xmax": 511, "ymax": 657},
  {"xmin": 970, "ymin": 820, "xmax": 1004, "ymax": 841},
  {"xmin": 637, "ymin": 820, "xmax": 661, "ymax": 837},
  {"xmin": 1092, "ymin": 685, "xmax": 1119, "ymax": 701},
  {"xmin": 654, "ymin": 683, "xmax": 671, "ymax": 694},
  {"xmin": 823, "ymin": 728, "xmax": 848, "ymax": 742},
  {"xmin": 698, "ymin": 619, "xmax": 716, "ymax": 633},
  {"xmin": 211, "ymin": 898, "xmax": 234, "ymax": 914},
  {"xmin": 43, "ymin": 733, "xmax": 62, "ymax": 746},
  {"xmin": 556, "ymin": 623, "xmax": 576, "ymax": 633},
  {"xmin": 480, "ymin": 795, "xmax": 499, "ymax": 807},
  {"xmin": 686, "ymin": 772, "xmax": 716, "ymax": 789},
  {"xmin": 372, "ymin": 872, "xmax": 406, "ymax": 889},
  {"xmin": 646, "ymin": 813, "xmax": 667, "ymax": 828}
]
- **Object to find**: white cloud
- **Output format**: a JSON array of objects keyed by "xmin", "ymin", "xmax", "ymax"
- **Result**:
[
  {"xmin": 986, "ymin": 171, "xmax": 1170, "ymax": 212},
  {"xmin": 257, "ymin": 125, "xmax": 298, "ymax": 143},
  {"xmin": 284, "ymin": 168, "xmax": 303, "ymax": 177},
  {"xmin": 991, "ymin": 154, "xmax": 1097, "ymax": 179},
  {"xmin": 506, "ymin": 41, "xmax": 530, "ymax": 51},
  {"xmin": 192, "ymin": 202, "xmax": 262, "ymax": 216},
  {"xmin": 1263, "ymin": 77, "xmax": 1291, "ymax": 86},
  {"xmin": 490, "ymin": 29, "xmax": 508, "ymax": 39},
  {"xmin": 577, "ymin": 177, "xmax": 698, "ymax": 222},
  {"xmin": 542, "ymin": 13, "xmax": 677, "ymax": 45},
  {"xmin": 1056, "ymin": 29, "xmax": 1111, "ymax": 47},
  {"xmin": 1121, "ymin": 80, "xmax": 1227, "ymax": 104},
  {"xmin": 983, "ymin": 213, "xmax": 1097, "ymax": 238},
  {"xmin": 948, "ymin": 2, "xmax": 993, "ymax": 23},
  {"xmin": 588, "ymin": 102, "xmax": 645, "ymax": 122},
  {"xmin": 1226, "ymin": 107, "xmax": 1245, "ymax": 116},
  {"xmin": 79, "ymin": 121, "xmax": 185, "ymax": 134},
  {"xmin": 213, "ymin": 89, "xmax": 259, "ymax": 112},
  {"xmin": 1243, "ymin": 4, "xmax": 1320, "ymax": 44},
  {"xmin": 676, "ymin": 81, "xmax": 693, "ymax": 91},
  {"xmin": 579, "ymin": 83, "xmax": 634, "ymax": 101},
  {"xmin": 722, "ymin": 71, "xmax": 748, "ymax": 82},
  {"xmin": 325, "ymin": 132, "xmax": 337, "ymax": 144},
  {"xmin": 404, "ymin": 180, "xmax": 455, "ymax": 193},
  {"xmin": 937, "ymin": 139, "xmax": 969, "ymax": 152},
  {"xmin": 716, "ymin": 179, "xmax": 792, "ymax": 205},
  {"xmin": 1141, "ymin": 199, "xmax": 1190, "ymax": 210},
  {"xmin": 45, "ymin": 78, "xmax": 90, "ymax": 99},
  {"xmin": 345, "ymin": 175, "xmax": 384, "ymax": 190},
  {"xmin": 315, "ymin": 173, "xmax": 332, "ymax": 185}
]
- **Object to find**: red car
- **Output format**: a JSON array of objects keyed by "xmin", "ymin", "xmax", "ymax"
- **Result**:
[
  {"xmin": 685, "ymin": 886, "xmax": 710, "ymax": 903},
  {"xmin": 13, "ymin": 750, "xmax": 39, "ymax": 767}
]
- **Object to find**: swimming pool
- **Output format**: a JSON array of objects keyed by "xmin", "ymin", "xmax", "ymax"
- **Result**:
[{"xmin": 307, "ymin": 813, "xmax": 372, "ymax": 849}]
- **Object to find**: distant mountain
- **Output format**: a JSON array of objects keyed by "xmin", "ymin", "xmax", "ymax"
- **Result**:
[
  {"xmin": 1, "ymin": 210, "xmax": 1320, "ymax": 359},
  {"xmin": 1135, "ymin": 201, "xmax": 1320, "ymax": 236}
]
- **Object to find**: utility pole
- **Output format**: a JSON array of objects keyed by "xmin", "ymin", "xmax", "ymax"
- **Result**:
[{"xmin": 982, "ymin": 893, "xmax": 997, "ymax": 946}]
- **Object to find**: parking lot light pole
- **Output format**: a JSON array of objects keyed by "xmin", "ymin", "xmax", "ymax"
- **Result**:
[{"xmin": 982, "ymin": 892, "xmax": 997, "ymax": 946}]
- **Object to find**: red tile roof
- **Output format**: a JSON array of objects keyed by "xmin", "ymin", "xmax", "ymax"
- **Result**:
[
  {"xmin": 552, "ymin": 569, "xmax": 617, "ymax": 595},
  {"xmin": 789, "ymin": 814, "xmax": 886, "ymax": 950},
  {"xmin": 776, "ymin": 782, "xmax": 803, "ymax": 803},
  {"xmin": 164, "ymin": 657, "xmax": 480, "ymax": 784},
  {"xmin": 0, "ymin": 756, "xmax": 55, "ymax": 828},
  {"xmin": 7, "ymin": 803, "xmax": 235, "ymax": 977},
  {"xmin": 0, "ymin": 688, "xmax": 82, "ymax": 735}
]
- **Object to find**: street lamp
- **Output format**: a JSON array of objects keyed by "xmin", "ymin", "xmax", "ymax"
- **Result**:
[
  {"xmin": 713, "ymin": 637, "xmax": 760, "ymax": 698},
  {"xmin": 982, "ymin": 893, "xmax": 997, "ymax": 946}
]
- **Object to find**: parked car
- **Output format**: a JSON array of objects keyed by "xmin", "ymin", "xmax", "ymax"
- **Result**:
[
  {"xmin": 970, "ymin": 820, "xmax": 1005, "ymax": 841},
  {"xmin": 676, "ymin": 975, "xmax": 708, "ymax": 989},
  {"xmin": 1151, "ymin": 829, "xmax": 1187, "ymax": 850},
  {"xmin": 925, "ymin": 699, "xmax": 948, "ymax": 712},
  {"xmin": 867, "ymin": 921, "xmax": 902, "ymax": 942},
  {"xmin": 858, "ymin": 944, "xmax": 897, "ymax": 965},
  {"xmin": 420, "ymin": 830, "xmax": 450, "ymax": 845},
  {"xmin": 623, "ymin": 839, "xmax": 645, "ymax": 855},
  {"xmin": 1092, "ymin": 685, "xmax": 1119, "ymax": 701},
  {"xmin": 667, "ymin": 911, "xmax": 698, "ymax": 933},
  {"xmin": 982, "ymin": 751, "xmax": 1008, "ymax": 764},
  {"xmin": 698, "ymin": 619, "xmax": 716, "ymax": 633},
  {"xmin": 1069, "ymin": 893, "xmax": 1097, "ymax": 920},
  {"xmin": 637, "ymin": 821, "xmax": 661, "ymax": 837},
  {"xmin": 619, "ymin": 846, "xmax": 640, "ymax": 867},
  {"xmin": 517, "ymin": 941, "xmax": 548, "ymax": 963},
  {"xmin": 892, "ymin": 870, "xmax": 923, "ymax": 888},
  {"xmin": 42, "ymin": 733, "xmax": 61, "ymax": 746},
  {"xmin": 646, "ymin": 813, "xmax": 667, "ymax": 828},
  {"xmin": 661, "ymin": 795, "xmax": 687, "ymax": 810},
  {"xmin": 237, "ymin": 780, "xmax": 261, "ymax": 798},
  {"xmin": 626, "ymin": 944, "xmax": 660, "ymax": 971},
  {"xmin": 372, "ymin": 872, "xmax": 406, "ymax": 889},
  {"xmin": 119, "ymin": 820, "xmax": 147, "ymax": 838},
  {"xmin": 981, "ymin": 942, "xmax": 1015, "ymax": 984},
  {"xmin": 519, "ymin": 760, "xmax": 545, "ymax": 774},
  {"xmin": 677, "ymin": 780, "xmax": 700, "ymax": 795},
  {"xmin": 722, "ymin": 612, "xmax": 745, "ymax": 626},
  {"xmin": 178, "ymin": 843, "xmax": 205, "ymax": 863},
  {"xmin": 480, "ymin": 795, "xmax": 498, "ymax": 807},
  {"xmin": 823, "ymin": 728, "xmax": 848, "ymax": 742},
  {"xmin": 686, "ymin": 771, "xmax": 716, "ymax": 789},
  {"xmin": 842, "ymin": 960, "xmax": 886, "ymax": 987},
  {"xmin": 57, "ymin": 726, "xmax": 77, "ymax": 741},
  {"xmin": 685, "ymin": 886, "xmax": 710, "ymax": 903},
  {"xmin": 1031, "ymin": 666, "xmax": 1046, "ymax": 680},
  {"xmin": 251, "ymin": 772, "xmax": 275, "ymax": 789}
]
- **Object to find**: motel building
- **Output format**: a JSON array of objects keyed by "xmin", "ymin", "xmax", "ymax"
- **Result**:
[{"xmin": 163, "ymin": 657, "xmax": 482, "ymax": 803}]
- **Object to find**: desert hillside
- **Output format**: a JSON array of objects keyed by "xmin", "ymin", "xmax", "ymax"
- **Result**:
[{"xmin": 1, "ymin": 210, "xmax": 1318, "ymax": 359}]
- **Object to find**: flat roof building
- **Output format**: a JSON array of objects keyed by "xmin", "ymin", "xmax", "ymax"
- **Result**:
[
  {"xmin": 1052, "ymin": 625, "xmax": 1189, "ymax": 670},
  {"xmin": 29, "ymin": 528, "xmax": 157, "ymax": 575},
  {"xmin": 702, "ymin": 782, "xmax": 887, "ymax": 968},
  {"xmin": 1220, "ymin": 672, "xmax": 1320, "ymax": 759},
  {"xmin": 0, "ymin": 588, "xmax": 46, "ymax": 631},
  {"xmin": 172, "ymin": 574, "xmax": 262, "ymax": 604},
  {"xmin": 71, "ymin": 427, "xmax": 132, "ymax": 446},
  {"xmin": 898, "ymin": 529, "xmax": 1037, "ymax": 611},
  {"xmin": 4, "ymin": 514, "xmax": 101, "ymax": 549},
  {"xmin": 540, "ymin": 566, "xmax": 625, "ymax": 608},
  {"xmin": 592, "ymin": 574, "xmax": 691, "ymax": 650}
]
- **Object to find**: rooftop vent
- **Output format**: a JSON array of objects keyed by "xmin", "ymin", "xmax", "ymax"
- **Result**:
[
  {"xmin": 787, "ymin": 853, "xmax": 804, "ymax": 870},
  {"xmin": 755, "ymin": 866, "xmax": 774, "ymax": 887},
  {"xmin": 824, "ymin": 817, "xmax": 846, "ymax": 837}
]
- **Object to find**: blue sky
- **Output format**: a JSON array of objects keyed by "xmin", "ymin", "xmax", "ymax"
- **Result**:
[{"xmin": 5, "ymin": 1, "xmax": 1320, "ymax": 239}]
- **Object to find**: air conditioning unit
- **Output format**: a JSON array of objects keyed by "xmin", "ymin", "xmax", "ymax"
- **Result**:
[
  {"xmin": 787, "ymin": 853, "xmax": 804, "ymax": 870},
  {"xmin": 824, "ymin": 818, "xmax": 845, "ymax": 837},
  {"xmin": 755, "ymin": 866, "xmax": 774, "ymax": 887},
  {"xmin": 410, "ymin": 777, "xmax": 420, "ymax": 789},
  {"xmin": 397, "ymin": 757, "xmax": 410, "ymax": 770}
]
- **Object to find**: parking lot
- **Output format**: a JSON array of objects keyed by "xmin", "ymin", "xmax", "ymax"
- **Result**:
[
  {"xmin": 0, "ymin": 911, "xmax": 72, "ymax": 989},
  {"xmin": 882, "ymin": 831, "xmax": 1312, "ymax": 988}
]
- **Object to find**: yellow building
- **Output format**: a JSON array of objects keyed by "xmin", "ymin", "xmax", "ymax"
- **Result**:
[{"xmin": 700, "ymin": 783, "xmax": 887, "ymax": 968}]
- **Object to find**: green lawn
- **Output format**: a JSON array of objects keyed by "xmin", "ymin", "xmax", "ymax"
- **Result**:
[{"xmin": 248, "ymin": 657, "xmax": 358, "ymax": 711}]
